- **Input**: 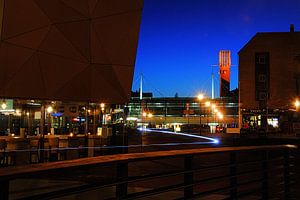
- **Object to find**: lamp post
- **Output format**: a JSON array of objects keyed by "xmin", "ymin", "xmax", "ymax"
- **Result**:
[
  {"xmin": 205, "ymin": 101, "xmax": 211, "ymax": 125},
  {"xmin": 211, "ymin": 104, "xmax": 216, "ymax": 133},
  {"xmin": 142, "ymin": 111, "xmax": 147, "ymax": 129},
  {"xmin": 141, "ymin": 111, "xmax": 152, "ymax": 151},
  {"xmin": 295, "ymin": 100, "xmax": 300, "ymax": 111},
  {"xmin": 147, "ymin": 112, "xmax": 153, "ymax": 123},
  {"xmin": 93, "ymin": 106, "xmax": 96, "ymax": 134},
  {"xmin": 217, "ymin": 111, "xmax": 223, "ymax": 132},
  {"xmin": 100, "ymin": 103, "xmax": 105, "ymax": 126},
  {"xmin": 213, "ymin": 108, "xmax": 218, "ymax": 133},
  {"xmin": 197, "ymin": 94, "xmax": 204, "ymax": 135},
  {"xmin": 26, "ymin": 111, "xmax": 30, "ymax": 135},
  {"xmin": 46, "ymin": 106, "xmax": 53, "ymax": 134}
]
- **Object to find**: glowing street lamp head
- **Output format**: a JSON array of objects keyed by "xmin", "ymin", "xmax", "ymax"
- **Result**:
[
  {"xmin": 197, "ymin": 93, "xmax": 204, "ymax": 101},
  {"xmin": 100, "ymin": 103, "xmax": 105, "ymax": 111},
  {"xmin": 217, "ymin": 112, "xmax": 223, "ymax": 119},
  {"xmin": 295, "ymin": 100, "xmax": 300, "ymax": 109},
  {"xmin": 142, "ymin": 112, "xmax": 147, "ymax": 117},
  {"xmin": 1, "ymin": 102, "xmax": 7, "ymax": 109},
  {"xmin": 15, "ymin": 109, "xmax": 21, "ymax": 115},
  {"xmin": 211, "ymin": 104, "xmax": 216, "ymax": 109},
  {"xmin": 46, "ymin": 106, "xmax": 53, "ymax": 113},
  {"xmin": 205, "ymin": 101, "xmax": 211, "ymax": 107}
]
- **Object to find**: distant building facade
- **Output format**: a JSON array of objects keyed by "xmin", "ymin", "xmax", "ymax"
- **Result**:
[
  {"xmin": 127, "ymin": 92, "xmax": 239, "ymax": 132},
  {"xmin": 239, "ymin": 25, "xmax": 300, "ymax": 131},
  {"xmin": 219, "ymin": 50, "xmax": 231, "ymax": 97}
]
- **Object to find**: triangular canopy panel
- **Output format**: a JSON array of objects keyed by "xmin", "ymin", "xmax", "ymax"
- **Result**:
[{"xmin": 0, "ymin": 0, "xmax": 143, "ymax": 103}]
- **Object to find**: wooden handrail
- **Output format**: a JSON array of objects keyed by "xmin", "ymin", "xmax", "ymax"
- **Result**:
[{"xmin": 0, "ymin": 144, "xmax": 296, "ymax": 181}]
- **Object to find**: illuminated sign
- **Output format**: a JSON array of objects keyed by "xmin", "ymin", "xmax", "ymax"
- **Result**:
[{"xmin": 0, "ymin": 99, "xmax": 13, "ymax": 111}]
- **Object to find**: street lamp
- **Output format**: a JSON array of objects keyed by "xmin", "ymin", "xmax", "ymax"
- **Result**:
[
  {"xmin": 15, "ymin": 109, "xmax": 21, "ymax": 116},
  {"xmin": 205, "ymin": 101, "xmax": 211, "ymax": 125},
  {"xmin": 205, "ymin": 101, "xmax": 211, "ymax": 107},
  {"xmin": 141, "ymin": 111, "xmax": 152, "ymax": 152},
  {"xmin": 295, "ymin": 100, "xmax": 300, "ymax": 111},
  {"xmin": 26, "ymin": 112, "xmax": 30, "ymax": 134},
  {"xmin": 217, "ymin": 111, "xmax": 223, "ymax": 123},
  {"xmin": 147, "ymin": 113, "xmax": 153, "ymax": 118},
  {"xmin": 1, "ymin": 101, "xmax": 7, "ymax": 110},
  {"xmin": 46, "ymin": 106, "xmax": 53, "ymax": 134},
  {"xmin": 100, "ymin": 103, "xmax": 105, "ymax": 125},
  {"xmin": 142, "ymin": 111, "xmax": 153, "ymax": 128},
  {"xmin": 217, "ymin": 112, "xmax": 223, "ymax": 119},
  {"xmin": 213, "ymin": 108, "xmax": 218, "ymax": 133},
  {"xmin": 100, "ymin": 103, "xmax": 105, "ymax": 111},
  {"xmin": 142, "ymin": 111, "xmax": 147, "ymax": 117},
  {"xmin": 46, "ymin": 106, "xmax": 53, "ymax": 113},
  {"xmin": 197, "ymin": 93, "xmax": 204, "ymax": 135},
  {"xmin": 217, "ymin": 111, "xmax": 223, "ymax": 133}
]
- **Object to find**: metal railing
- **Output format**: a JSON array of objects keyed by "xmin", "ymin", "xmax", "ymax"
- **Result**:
[{"xmin": 0, "ymin": 144, "xmax": 296, "ymax": 200}]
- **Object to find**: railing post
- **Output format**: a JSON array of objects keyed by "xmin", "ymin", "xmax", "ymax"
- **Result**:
[
  {"xmin": 0, "ymin": 180, "xmax": 9, "ymax": 200},
  {"xmin": 116, "ymin": 162, "xmax": 128, "ymax": 199},
  {"xmin": 39, "ymin": 103, "xmax": 45, "ymax": 163},
  {"xmin": 262, "ymin": 150, "xmax": 268, "ymax": 199},
  {"xmin": 284, "ymin": 148, "xmax": 291, "ymax": 199},
  {"xmin": 184, "ymin": 156, "xmax": 193, "ymax": 199},
  {"xmin": 230, "ymin": 151, "xmax": 237, "ymax": 199}
]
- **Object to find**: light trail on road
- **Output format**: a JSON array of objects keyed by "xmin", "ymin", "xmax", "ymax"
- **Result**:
[
  {"xmin": 5, "ymin": 129, "xmax": 219, "ymax": 153},
  {"xmin": 137, "ymin": 128, "xmax": 220, "ymax": 144}
]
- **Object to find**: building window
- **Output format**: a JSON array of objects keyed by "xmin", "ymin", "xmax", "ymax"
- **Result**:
[
  {"xmin": 259, "ymin": 92, "xmax": 267, "ymax": 100},
  {"xmin": 258, "ymin": 74, "xmax": 266, "ymax": 82},
  {"xmin": 258, "ymin": 55, "xmax": 266, "ymax": 64},
  {"xmin": 255, "ymin": 52, "xmax": 269, "ymax": 103}
]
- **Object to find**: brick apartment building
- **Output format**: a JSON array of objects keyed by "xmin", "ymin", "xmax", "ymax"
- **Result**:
[{"xmin": 239, "ymin": 25, "xmax": 300, "ymax": 132}]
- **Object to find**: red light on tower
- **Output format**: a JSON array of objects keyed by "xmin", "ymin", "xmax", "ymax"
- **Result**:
[{"xmin": 219, "ymin": 50, "xmax": 231, "ymax": 97}]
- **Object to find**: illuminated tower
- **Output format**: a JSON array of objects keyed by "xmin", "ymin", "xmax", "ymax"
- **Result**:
[{"xmin": 219, "ymin": 50, "xmax": 231, "ymax": 97}]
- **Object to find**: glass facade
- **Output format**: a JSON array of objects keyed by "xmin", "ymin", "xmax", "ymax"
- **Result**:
[
  {"xmin": 0, "ymin": 99, "xmax": 122, "ymax": 136},
  {"xmin": 127, "ymin": 96, "xmax": 239, "ymax": 129}
]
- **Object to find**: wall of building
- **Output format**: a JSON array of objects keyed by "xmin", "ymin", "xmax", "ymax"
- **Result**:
[
  {"xmin": 239, "ymin": 29, "xmax": 300, "ymax": 131},
  {"xmin": 239, "ymin": 32, "xmax": 300, "ymax": 110}
]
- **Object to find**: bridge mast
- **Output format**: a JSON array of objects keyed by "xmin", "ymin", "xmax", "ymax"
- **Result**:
[{"xmin": 140, "ymin": 74, "xmax": 143, "ymax": 100}]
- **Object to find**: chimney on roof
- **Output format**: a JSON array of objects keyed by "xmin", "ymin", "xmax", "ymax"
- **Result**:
[{"xmin": 290, "ymin": 24, "xmax": 295, "ymax": 32}]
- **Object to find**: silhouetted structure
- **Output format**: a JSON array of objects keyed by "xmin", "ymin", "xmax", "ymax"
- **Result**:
[
  {"xmin": 239, "ymin": 24, "xmax": 300, "ymax": 131},
  {"xmin": 0, "ymin": 0, "xmax": 143, "ymax": 103},
  {"xmin": 0, "ymin": 0, "xmax": 144, "ymax": 136}
]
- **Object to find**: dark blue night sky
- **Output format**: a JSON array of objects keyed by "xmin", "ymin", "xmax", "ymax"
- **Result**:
[{"xmin": 132, "ymin": 0, "xmax": 300, "ymax": 98}]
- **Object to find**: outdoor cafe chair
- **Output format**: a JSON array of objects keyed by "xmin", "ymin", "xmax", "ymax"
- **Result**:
[{"xmin": 0, "ymin": 139, "xmax": 7, "ymax": 166}]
